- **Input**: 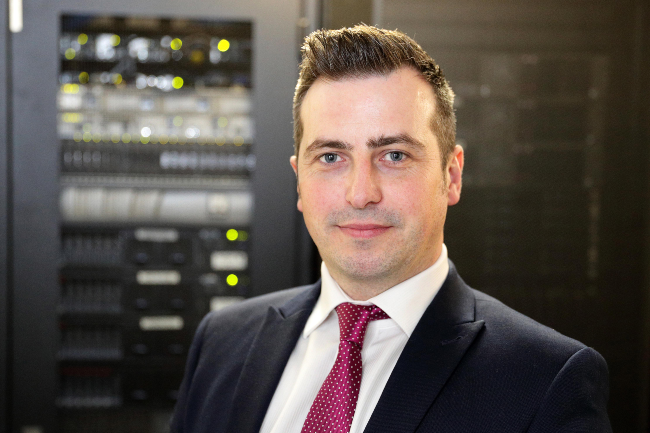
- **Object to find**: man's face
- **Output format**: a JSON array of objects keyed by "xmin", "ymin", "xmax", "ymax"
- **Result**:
[{"xmin": 291, "ymin": 67, "xmax": 463, "ymax": 294}]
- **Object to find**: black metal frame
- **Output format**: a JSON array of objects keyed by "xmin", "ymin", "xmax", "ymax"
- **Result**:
[
  {"xmin": 1, "ymin": 1, "xmax": 10, "ymax": 433},
  {"xmin": 9, "ymin": 0, "xmax": 302, "ymax": 431}
]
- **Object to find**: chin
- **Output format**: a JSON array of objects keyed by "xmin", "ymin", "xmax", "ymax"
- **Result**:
[{"xmin": 334, "ymin": 253, "xmax": 396, "ymax": 280}]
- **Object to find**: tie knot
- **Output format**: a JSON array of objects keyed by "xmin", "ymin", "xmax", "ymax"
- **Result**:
[{"xmin": 335, "ymin": 303, "xmax": 389, "ymax": 347}]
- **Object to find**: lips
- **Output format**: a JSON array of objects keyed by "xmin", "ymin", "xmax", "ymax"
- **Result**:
[{"xmin": 337, "ymin": 223, "xmax": 391, "ymax": 239}]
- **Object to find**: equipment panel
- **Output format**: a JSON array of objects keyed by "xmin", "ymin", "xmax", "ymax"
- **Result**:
[{"xmin": 56, "ymin": 15, "xmax": 253, "ymax": 431}]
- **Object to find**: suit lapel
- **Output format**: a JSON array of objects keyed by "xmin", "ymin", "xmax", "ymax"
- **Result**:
[
  {"xmin": 365, "ymin": 263, "xmax": 485, "ymax": 433},
  {"xmin": 226, "ymin": 282, "xmax": 321, "ymax": 433}
]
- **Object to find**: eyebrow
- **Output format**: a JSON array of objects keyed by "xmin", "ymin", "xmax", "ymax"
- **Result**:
[
  {"xmin": 303, "ymin": 133, "xmax": 425, "ymax": 157},
  {"xmin": 367, "ymin": 134, "xmax": 426, "ymax": 150}
]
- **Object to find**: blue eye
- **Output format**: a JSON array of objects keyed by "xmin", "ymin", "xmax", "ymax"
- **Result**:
[
  {"xmin": 320, "ymin": 153, "xmax": 340, "ymax": 163},
  {"xmin": 387, "ymin": 152, "xmax": 404, "ymax": 162}
]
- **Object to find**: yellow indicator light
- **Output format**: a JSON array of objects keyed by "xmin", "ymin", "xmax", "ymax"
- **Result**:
[
  {"xmin": 217, "ymin": 39, "xmax": 230, "ymax": 52},
  {"xmin": 82, "ymin": 132, "xmax": 92, "ymax": 142},
  {"xmin": 62, "ymin": 84, "xmax": 80, "ymax": 94},
  {"xmin": 73, "ymin": 132, "xmax": 82, "ymax": 142},
  {"xmin": 172, "ymin": 116, "xmax": 183, "ymax": 127},
  {"xmin": 226, "ymin": 274, "xmax": 239, "ymax": 286},
  {"xmin": 122, "ymin": 133, "xmax": 131, "ymax": 143},
  {"xmin": 141, "ymin": 136, "xmax": 150, "ymax": 144},
  {"xmin": 172, "ymin": 76, "xmax": 184, "ymax": 89},
  {"xmin": 226, "ymin": 229, "xmax": 239, "ymax": 241},
  {"xmin": 238, "ymin": 231, "xmax": 249, "ymax": 241},
  {"xmin": 217, "ymin": 117, "xmax": 228, "ymax": 128},
  {"xmin": 112, "ymin": 74, "xmax": 123, "ymax": 85},
  {"xmin": 111, "ymin": 34, "xmax": 121, "ymax": 46},
  {"xmin": 111, "ymin": 134, "xmax": 120, "ymax": 143},
  {"xmin": 82, "ymin": 123, "xmax": 92, "ymax": 133},
  {"xmin": 170, "ymin": 38, "xmax": 182, "ymax": 50},
  {"xmin": 65, "ymin": 48, "xmax": 76, "ymax": 60},
  {"xmin": 169, "ymin": 135, "xmax": 178, "ymax": 144},
  {"xmin": 62, "ymin": 113, "xmax": 82, "ymax": 123},
  {"xmin": 233, "ymin": 136, "xmax": 244, "ymax": 146},
  {"xmin": 216, "ymin": 136, "xmax": 226, "ymax": 146},
  {"xmin": 79, "ymin": 72, "xmax": 89, "ymax": 84},
  {"xmin": 159, "ymin": 135, "xmax": 169, "ymax": 144},
  {"xmin": 78, "ymin": 33, "xmax": 88, "ymax": 45}
]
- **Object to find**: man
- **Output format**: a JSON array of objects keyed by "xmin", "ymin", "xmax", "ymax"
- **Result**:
[{"xmin": 170, "ymin": 25, "xmax": 611, "ymax": 433}]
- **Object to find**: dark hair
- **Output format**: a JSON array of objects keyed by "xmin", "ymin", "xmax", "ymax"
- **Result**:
[{"xmin": 293, "ymin": 25, "xmax": 456, "ymax": 168}]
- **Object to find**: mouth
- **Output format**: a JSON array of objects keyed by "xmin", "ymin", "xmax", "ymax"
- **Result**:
[{"xmin": 337, "ymin": 223, "xmax": 391, "ymax": 239}]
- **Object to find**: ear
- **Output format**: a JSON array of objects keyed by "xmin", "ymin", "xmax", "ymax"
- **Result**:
[
  {"xmin": 290, "ymin": 155, "xmax": 303, "ymax": 212},
  {"xmin": 447, "ymin": 144, "xmax": 464, "ymax": 206}
]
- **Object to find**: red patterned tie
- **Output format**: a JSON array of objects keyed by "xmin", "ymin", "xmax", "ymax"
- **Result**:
[{"xmin": 301, "ymin": 303, "xmax": 390, "ymax": 433}]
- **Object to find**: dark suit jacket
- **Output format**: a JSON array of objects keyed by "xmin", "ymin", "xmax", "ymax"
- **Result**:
[{"xmin": 170, "ymin": 263, "xmax": 612, "ymax": 432}]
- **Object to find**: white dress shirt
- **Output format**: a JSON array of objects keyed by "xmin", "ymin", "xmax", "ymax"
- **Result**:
[{"xmin": 260, "ymin": 245, "xmax": 450, "ymax": 433}]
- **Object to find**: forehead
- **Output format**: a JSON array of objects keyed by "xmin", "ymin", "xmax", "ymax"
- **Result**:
[{"xmin": 299, "ymin": 67, "xmax": 437, "ymax": 151}]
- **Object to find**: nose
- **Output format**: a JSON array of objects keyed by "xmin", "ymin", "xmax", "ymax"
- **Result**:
[{"xmin": 345, "ymin": 160, "xmax": 382, "ymax": 208}]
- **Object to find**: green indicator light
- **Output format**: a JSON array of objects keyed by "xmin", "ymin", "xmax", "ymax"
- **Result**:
[
  {"xmin": 65, "ymin": 48, "xmax": 76, "ymax": 60},
  {"xmin": 170, "ymin": 38, "xmax": 182, "ymax": 50},
  {"xmin": 238, "ymin": 231, "xmax": 249, "ymax": 241},
  {"xmin": 111, "ymin": 34, "xmax": 121, "ymax": 46},
  {"xmin": 226, "ymin": 229, "xmax": 238, "ymax": 241},
  {"xmin": 78, "ymin": 33, "xmax": 88, "ymax": 45},
  {"xmin": 217, "ymin": 39, "xmax": 230, "ymax": 52},
  {"xmin": 172, "ymin": 76, "xmax": 184, "ymax": 89},
  {"xmin": 226, "ymin": 274, "xmax": 239, "ymax": 286}
]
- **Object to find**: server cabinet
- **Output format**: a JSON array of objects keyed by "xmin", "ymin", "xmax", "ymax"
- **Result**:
[{"xmin": 10, "ymin": 0, "xmax": 301, "ymax": 432}]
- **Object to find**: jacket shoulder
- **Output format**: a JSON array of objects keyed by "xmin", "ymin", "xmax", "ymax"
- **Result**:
[{"xmin": 471, "ymin": 288, "xmax": 586, "ymax": 354}]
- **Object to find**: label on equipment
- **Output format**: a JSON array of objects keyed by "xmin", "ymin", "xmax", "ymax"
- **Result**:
[
  {"xmin": 211, "ymin": 251, "xmax": 248, "ymax": 271},
  {"xmin": 136, "ymin": 270, "xmax": 181, "ymax": 285},
  {"xmin": 210, "ymin": 296, "xmax": 244, "ymax": 311},
  {"xmin": 139, "ymin": 316, "xmax": 184, "ymax": 331},
  {"xmin": 135, "ymin": 228, "xmax": 179, "ymax": 242}
]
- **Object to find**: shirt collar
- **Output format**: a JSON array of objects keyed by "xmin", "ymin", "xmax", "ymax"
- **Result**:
[{"xmin": 303, "ymin": 244, "xmax": 449, "ymax": 338}]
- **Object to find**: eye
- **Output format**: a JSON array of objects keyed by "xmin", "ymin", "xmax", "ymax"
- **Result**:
[
  {"xmin": 320, "ymin": 153, "xmax": 341, "ymax": 164},
  {"xmin": 386, "ymin": 151, "xmax": 405, "ymax": 162}
]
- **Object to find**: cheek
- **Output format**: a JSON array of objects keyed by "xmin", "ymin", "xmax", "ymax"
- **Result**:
[
  {"xmin": 388, "ymin": 177, "xmax": 444, "ymax": 223},
  {"xmin": 299, "ymin": 180, "xmax": 337, "ymax": 221}
]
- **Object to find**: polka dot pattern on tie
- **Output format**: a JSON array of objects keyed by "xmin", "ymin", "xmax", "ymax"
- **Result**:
[{"xmin": 301, "ymin": 303, "xmax": 390, "ymax": 433}]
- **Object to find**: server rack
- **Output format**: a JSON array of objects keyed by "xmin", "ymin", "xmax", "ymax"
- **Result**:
[{"xmin": 9, "ymin": 0, "xmax": 302, "ymax": 432}]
